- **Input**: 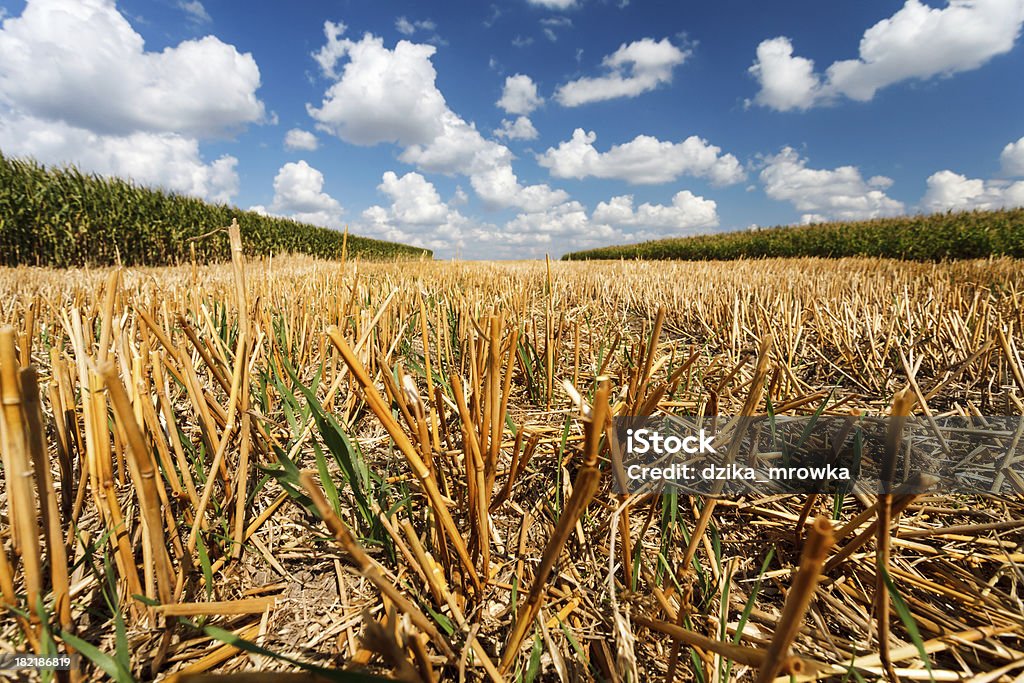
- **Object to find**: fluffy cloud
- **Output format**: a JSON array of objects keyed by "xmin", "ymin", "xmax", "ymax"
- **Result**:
[
  {"xmin": 920, "ymin": 137, "xmax": 1024, "ymax": 212},
  {"xmin": 360, "ymin": 174, "xmax": 604, "ymax": 259},
  {"xmin": 0, "ymin": 113, "xmax": 239, "ymax": 202},
  {"xmin": 749, "ymin": 0, "xmax": 1024, "ymax": 111},
  {"xmin": 592, "ymin": 191, "xmax": 719, "ymax": 231},
  {"xmin": 284, "ymin": 128, "xmax": 319, "ymax": 151},
  {"xmin": 1001, "ymin": 136, "xmax": 1024, "ymax": 177},
  {"xmin": 360, "ymin": 171, "xmax": 469, "ymax": 251},
  {"xmin": 494, "ymin": 116, "xmax": 539, "ymax": 140},
  {"xmin": 309, "ymin": 24, "xmax": 448, "ymax": 146},
  {"xmin": 554, "ymin": 38, "xmax": 689, "ymax": 106},
  {"xmin": 497, "ymin": 74, "xmax": 544, "ymax": 115},
  {"xmin": 397, "ymin": 111, "xmax": 496, "ymax": 173},
  {"xmin": 504, "ymin": 201, "xmax": 597, "ymax": 238},
  {"xmin": 495, "ymin": 190, "xmax": 719, "ymax": 259},
  {"xmin": 397, "ymin": 112, "xmax": 567, "ymax": 211},
  {"xmin": 0, "ymin": 0, "xmax": 266, "ymax": 137},
  {"xmin": 310, "ymin": 25, "xmax": 567, "ymax": 212},
  {"xmin": 378, "ymin": 171, "xmax": 449, "ymax": 224},
  {"xmin": 759, "ymin": 147, "xmax": 905, "ymax": 221},
  {"xmin": 538, "ymin": 129, "xmax": 745, "ymax": 186},
  {"xmin": 922, "ymin": 171, "xmax": 1024, "ymax": 211},
  {"xmin": 747, "ymin": 37, "xmax": 821, "ymax": 111},
  {"xmin": 261, "ymin": 161, "xmax": 344, "ymax": 228},
  {"xmin": 0, "ymin": 0, "xmax": 267, "ymax": 202}
]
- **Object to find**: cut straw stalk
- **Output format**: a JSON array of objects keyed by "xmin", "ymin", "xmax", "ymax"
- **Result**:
[
  {"xmin": 0, "ymin": 328, "xmax": 43, "ymax": 620},
  {"xmin": 499, "ymin": 379, "xmax": 610, "ymax": 674},
  {"xmin": 155, "ymin": 598, "xmax": 275, "ymax": 616},
  {"xmin": 754, "ymin": 516, "xmax": 834, "ymax": 683},
  {"xmin": 632, "ymin": 305, "xmax": 666, "ymax": 409},
  {"xmin": 47, "ymin": 350, "xmax": 76, "ymax": 520},
  {"xmin": 399, "ymin": 520, "xmax": 505, "ymax": 682},
  {"xmin": 326, "ymin": 326, "xmax": 481, "ymax": 593},
  {"xmin": 822, "ymin": 472, "xmax": 937, "ymax": 575},
  {"xmin": 186, "ymin": 332, "xmax": 249, "ymax": 553},
  {"xmin": 20, "ymin": 368, "xmax": 73, "ymax": 633},
  {"xmin": 100, "ymin": 362, "xmax": 175, "ymax": 605},
  {"xmin": 876, "ymin": 386, "xmax": 916, "ymax": 681},
  {"xmin": 227, "ymin": 218, "xmax": 254, "ymax": 561},
  {"xmin": 452, "ymin": 374, "xmax": 490, "ymax": 576},
  {"xmin": 633, "ymin": 615, "xmax": 807, "ymax": 676},
  {"xmin": 164, "ymin": 622, "xmax": 262, "ymax": 681},
  {"xmin": 681, "ymin": 334, "xmax": 773, "ymax": 571},
  {"xmin": 73, "ymin": 320, "xmax": 144, "ymax": 607},
  {"xmin": 416, "ymin": 290, "xmax": 441, "ymax": 452}
]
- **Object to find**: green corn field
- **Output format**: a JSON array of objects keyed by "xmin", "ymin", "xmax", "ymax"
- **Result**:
[
  {"xmin": 563, "ymin": 207, "xmax": 1024, "ymax": 261},
  {"xmin": 0, "ymin": 153, "xmax": 431, "ymax": 267}
]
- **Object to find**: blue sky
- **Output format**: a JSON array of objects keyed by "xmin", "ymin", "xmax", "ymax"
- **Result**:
[{"xmin": 0, "ymin": 0, "xmax": 1022, "ymax": 258}]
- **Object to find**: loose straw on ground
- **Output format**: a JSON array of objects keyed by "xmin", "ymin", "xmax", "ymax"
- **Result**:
[
  {"xmin": 298, "ymin": 471, "xmax": 457, "ymax": 663},
  {"xmin": 754, "ymin": 516, "xmax": 834, "ymax": 683}
]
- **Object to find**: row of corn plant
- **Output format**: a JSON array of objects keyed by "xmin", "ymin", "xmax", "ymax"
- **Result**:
[
  {"xmin": 564, "ymin": 207, "xmax": 1024, "ymax": 261},
  {"xmin": 0, "ymin": 153, "xmax": 431, "ymax": 267}
]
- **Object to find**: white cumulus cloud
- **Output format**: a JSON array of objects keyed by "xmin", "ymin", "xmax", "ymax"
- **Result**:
[
  {"xmin": 1001, "ymin": 136, "xmax": 1024, "ymax": 177},
  {"xmin": 537, "ymin": 129, "xmax": 745, "ymax": 186},
  {"xmin": 359, "ymin": 175, "xmax": 599, "ymax": 259},
  {"xmin": 395, "ymin": 17, "xmax": 416, "ymax": 35},
  {"xmin": 0, "ymin": 0, "xmax": 267, "ymax": 202},
  {"xmin": 497, "ymin": 74, "xmax": 544, "ymax": 115},
  {"xmin": 309, "ymin": 24, "xmax": 448, "ymax": 146},
  {"xmin": 309, "ymin": 25, "xmax": 567, "ymax": 213},
  {"xmin": 749, "ymin": 0, "xmax": 1024, "ymax": 111},
  {"xmin": 397, "ymin": 112, "xmax": 568, "ymax": 210},
  {"xmin": 0, "ymin": 0, "xmax": 266, "ymax": 137},
  {"xmin": 922, "ymin": 170, "xmax": 1024, "ymax": 211},
  {"xmin": 920, "ymin": 137, "xmax": 1024, "ymax": 212},
  {"xmin": 360, "ymin": 171, "xmax": 469, "ymax": 251},
  {"xmin": 554, "ymin": 37, "xmax": 689, "ymax": 106},
  {"xmin": 495, "ymin": 189, "xmax": 720, "ymax": 260},
  {"xmin": 759, "ymin": 147, "xmax": 905, "ymax": 221},
  {"xmin": 263, "ymin": 161, "xmax": 344, "ymax": 228},
  {"xmin": 504, "ymin": 201, "xmax": 595, "ymax": 238},
  {"xmin": 494, "ymin": 116, "xmax": 539, "ymax": 140},
  {"xmin": 592, "ymin": 191, "xmax": 719, "ymax": 232},
  {"xmin": 378, "ymin": 171, "xmax": 449, "ymax": 224},
  {"xmin": 284, "ymin": 128, "xmax": 319, "ymax": 151},
  {"xmin": 498, "ymin": 193, "xmax": 717, "ymax": 259},
  {"xmin": 747, "ymin": 37, "xmax": 822, "ymax": 111}
]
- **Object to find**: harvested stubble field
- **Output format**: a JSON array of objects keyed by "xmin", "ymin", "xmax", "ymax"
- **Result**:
[{"xmin": 2, "ymin": 238, "xmax": 1024, "ymax": 682}]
